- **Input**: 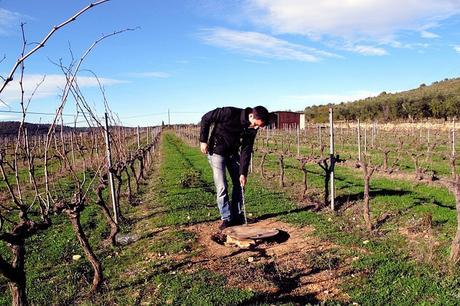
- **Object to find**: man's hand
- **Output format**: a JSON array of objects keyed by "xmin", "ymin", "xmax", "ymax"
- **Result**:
[
  {"xmin": 239, "ymin": 175, "xmax": 247, "ymax": 189},
  {"xmin": 200, "ymin": 142, "xmax": 208, "ymax": 154}
]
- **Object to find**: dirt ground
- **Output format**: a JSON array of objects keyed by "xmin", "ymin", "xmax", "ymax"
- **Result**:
[{"xmin": 185, "ymin": 218, "xmax": 357, "ymax": 304}]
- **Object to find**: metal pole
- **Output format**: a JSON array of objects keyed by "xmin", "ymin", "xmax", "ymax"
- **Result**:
[
  {"xmin": 241, "ymin": 186, "xmax": 248, "ymax": 225},
  {"xmin": 364, "ymin": 124, "xmax": 367, "ymax": 154},
  {"xmin": 24, "ymin": 128, "xmax": 33, "ymax": 184},
  {"xmin": 71, "ymin": 116, "xmax": 76, "ymax": 166},
  {"xmin": 137, "ymin": 125, "xmax": 140, "ymax": 149},
  {"xmin": 453, "ymin": 117, "xmax": 456, "ymax": 157},
  {"xmin": 318, "ymin": 125, "xmax": 322, "ymax": 148},
  {"xmin": 104, "ymin": 113, "xmax": 119, "ymax": 224},
  {"xmin": 329, "ymin": 107, "xmax": 335, "ymax": 211},
  {"xmin": 297, "ymin": 125, "xmax": 300, "ymax": 156},
  {"xmin": 371, "ymin": 121, "xmax": 375, "ymax": 148},
  {"xmin": 146, "ymin": 126, "xmax": 150, "ymax": 144},
  {"xmin": 357, "ymin": 119, "xmax": 361, "ymax": 161},
  {"xmin": 265, "ymin": 125, "xmax": 269, "ymax": 148},
  {"xmin": 70, "ymin": 130, "xmax": 75, "ymax": 167}
]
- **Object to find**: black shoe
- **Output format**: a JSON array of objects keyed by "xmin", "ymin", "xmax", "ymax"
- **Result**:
[
  {"xmin": 219, "ymin": 220, "xmax": 233, "ymax": 230},
  {"xmin": 233, "ymin": 214, "xmax": 246, "ymax": 226}
]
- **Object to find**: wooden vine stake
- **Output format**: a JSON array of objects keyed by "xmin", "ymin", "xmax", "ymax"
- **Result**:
[{"xmin": 104, "ymin": 112, "xmax": 119, "ymax": 224}]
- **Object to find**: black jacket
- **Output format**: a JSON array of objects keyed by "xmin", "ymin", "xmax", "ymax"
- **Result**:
[{"xmin": 199, "ymin": 107, "xmax": 257, "ymax": 176}]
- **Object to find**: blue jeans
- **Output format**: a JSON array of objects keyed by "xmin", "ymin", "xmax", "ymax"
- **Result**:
[{"xmin": 207, "ymin": 153, "xmax": 243, "ymax": 221}]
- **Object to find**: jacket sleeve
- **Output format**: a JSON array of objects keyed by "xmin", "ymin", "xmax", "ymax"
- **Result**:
[
  {"xmin": 239, "ymin": 130, "xmax": 257, "ymax": 176},
  {"xmin": 199, "ymin": 107, "xmax": 228, "ymax": 143}
]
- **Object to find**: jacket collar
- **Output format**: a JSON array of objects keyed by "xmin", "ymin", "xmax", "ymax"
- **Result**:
[{"xmin": 240, "ymin": 107, "xmax": 251, "ymax": 127}]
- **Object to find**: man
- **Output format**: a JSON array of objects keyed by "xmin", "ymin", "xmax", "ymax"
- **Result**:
[{"xmin": 199, "ymin": 106, "xmax": 270, "ymax": 230}]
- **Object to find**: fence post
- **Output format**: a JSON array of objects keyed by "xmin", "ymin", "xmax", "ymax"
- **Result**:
[
  {"xmin": 146, "ymin": 126, "xmax": 150, "ymax": 144},
  {"xmin": 371, "ymin": 121, "xmax": 376, "ymax": 148},
  {"xmin": 453, "ymin": 117, "xmax": 456, "ymax": 157},
  {"xmin": 364, "ymin": 123, "xmax": 367, "ymax": 154},
  {"xmin": 70, "ymin": 129, "xmax": 75, "ymax": 167},
  {"xmin": 357, "ymin": 119, "xmax": 361, "ymax": 161},
  {"xmin": 104, "ymin": 112, "xmax": 119, "ymax": 224},
  {"xmin": 297, "ymin": 125, "xmax": 300, "ymax": 156},
  {"xmin": 329, "ymin": 107, "xmax": 335, "ymax": 211},
  {"xmin": 318, "ymin": 124, "xmax": 322, "ymax": 149},
  {"xmin": 137, "ymin": 125, "xmax": 140, "ymax": 149}
]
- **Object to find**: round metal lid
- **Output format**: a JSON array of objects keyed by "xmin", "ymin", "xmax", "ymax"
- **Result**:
[{"xmin": 222, "ymin": 225, "xmax": 279, "ymax": 240}]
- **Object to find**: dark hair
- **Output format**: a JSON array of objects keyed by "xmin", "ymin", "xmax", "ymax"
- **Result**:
[{"xmin": 252, "ymin": 106, "xmax": 270, "ymax": 125}]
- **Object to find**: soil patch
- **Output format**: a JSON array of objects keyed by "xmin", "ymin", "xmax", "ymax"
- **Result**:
[
  {"xmin": 399, "ymin": 218, "xmax": 440, "ymax": 265},
  {"xmin": 186, "ymin": 218, "xmax": 355, "ymax": 303}
]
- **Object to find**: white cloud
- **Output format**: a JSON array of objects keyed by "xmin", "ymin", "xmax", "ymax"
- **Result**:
[
  {"xmin": 420, "ymin": 30, "xmax": 440, "ymax": 38},
  {"xmin": 244, "ymin": 58, "xmax": 269, "ymax": 64},
  {"xmin": 198, "ymin": 27, "xmax": 340, "ymax": 62},
  {"xmin": 0, "ymin": 114, "xmax": 18, "ymax": 120},
  {"xmin": 284, "ymin": 90, "xmax": 380, "ymax": 106},
  {"xmin": 245, "ymin": 0, "xmax": 460, "ymax": 46},
  {"xmin": 389, "ymin": 41, "xmax": 430, "ymax": 49},
  {"xmin": 454, "ymin": 45, "xmax": 460, "ymax": 53},
  {"xmin": 126, "ymin": 72, "xmax": 171, "ymax": 78},
  {"xmin": 346, "ymin": 45, "xmax": 387, "ymax": 56},
  {"xmin": 0, "ymin": 8, "xmax": 26, "ymax": 35},
  {"xmin": 195, "ymin": 1, "xmax": 455, "ymax": 56},
  {"xmin": 0, "ymin": 74, "xmax": 125, "ymax": 106}
]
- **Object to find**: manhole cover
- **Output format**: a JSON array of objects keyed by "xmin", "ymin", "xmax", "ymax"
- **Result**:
[{"xmin": 222, "ymin": 225, "xmax": 279, "ymax": 240}]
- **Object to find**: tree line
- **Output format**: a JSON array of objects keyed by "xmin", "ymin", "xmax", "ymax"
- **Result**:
[
  {"xmin": 0, "ymin": 122, "xmax": 89, "ymax": 137},
  {"xmin": 305, "ymin": 77, "xmax": 460, "ymax": 122}
]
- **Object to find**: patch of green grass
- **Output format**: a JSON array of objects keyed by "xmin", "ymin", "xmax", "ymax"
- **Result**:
[
  {"xmin": 0, "ymin": 196, "xmax": 112, "ymax": 304},
  {"xmin": 149, "ymin": 229, "xmax": 196, "ymax": 255},
  {"xmin": 346, "ymin": 253, "xmax": 460, "ymax": 305},
  {"xmin": 149, "ymin": 133, "xmax": 219, "ymax": 227},
  {"xmin": 149, "ymin": 269, "xmax": 254, "ymax": 305}
]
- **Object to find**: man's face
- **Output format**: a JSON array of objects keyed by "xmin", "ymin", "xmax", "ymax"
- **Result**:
[{"xmin": 248, "ymin": 114, "xmax": 265, "ymax": 129}]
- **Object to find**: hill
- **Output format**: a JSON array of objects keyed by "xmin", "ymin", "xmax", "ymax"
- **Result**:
[
  {"xmin": 304, "ymin": 77, "xmax": 460, "ymax": 122},
  {"xmin": 0, "ymin": 121, "xmax": 80, "ymax": 137}
]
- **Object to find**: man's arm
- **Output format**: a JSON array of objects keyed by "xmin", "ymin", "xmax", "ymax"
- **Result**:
[
  {"xmin": 199, "ymin": 107, "xmax": 229, "ymax": 154},
  {"xmin": 239, "ymin": 130, "xmax": 257, "ymax": 186}
]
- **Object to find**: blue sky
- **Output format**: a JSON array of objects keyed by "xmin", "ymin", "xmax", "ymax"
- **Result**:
[{"xmin": 1, "ymin": 0, "xmax": 460, "ymax": 126}]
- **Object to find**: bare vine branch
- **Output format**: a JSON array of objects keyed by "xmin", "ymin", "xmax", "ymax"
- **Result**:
[{"xmin": 0, "ymin": 0, "xmax": 110, "ymax": 95}]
